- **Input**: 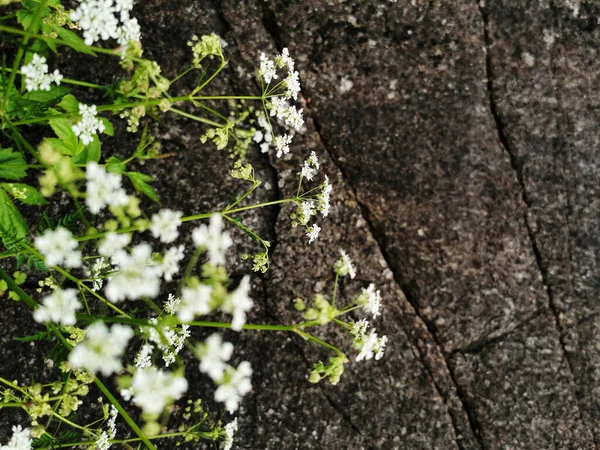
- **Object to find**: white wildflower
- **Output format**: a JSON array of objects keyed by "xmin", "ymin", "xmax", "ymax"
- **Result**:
[
  {"xmin": 268, "ymin": 97, "xmax": 288, "ymax": 120},
  {"xmin": 69, "ymin": 322, "xmax": 133, "ymax": 376},
  {"xmin": 35, "ymin": 227, "xmax": 82, "ymax": 268},
  {"xmin": 299, "ymin": 200, "xmax": 316, "ymax": 226},
  {"xmin": 253, "ymin": 130, "xmax": 263, "ymax": 143},
  {"xmin": 0, "ymin": 425, "xmax": 32, "ymax": 450},
  {"xmin": 284, "ymin": 70, "xmax": 301, "ymax": 100},
  {"xmin": 284, "ymin": 104, "xmax": 303, "ymax": 130},
  {"xmin": 259, "ymin": 53, "xmax": 277, "ymax": 84},
  {"xmin": 356, "ymin": 330, "xmax": 388, "ymax": 362},
  {"xmin": 134, "ymin": 343, "xmax": 154, "ymax": 368},
  {"xmin": 307, "ymin": 223, "xmax": 321, "ymax": 244},
  {"xmin": 192, "ymin": 214, "xmax": 233, "ymax": 266},
  {"xmin": 20, "ymin": 53, "xmax": 62, "ymax": 92},
  {"xmin": 301, "ymin": 151, "xmax": 319, "ymax": 181},
  {"xmin": 335, "ymin": 249, "xmax": 356, "ymax": 279},
  {"xmin": 155, "ymin": 245, "xmax": 185, "ymax": 282},
  {"xmin": 70, "ymin": 0, "xmax": 120, "ymax": 45},
  {"xmin": 356, "ymin": 283, "xmax": 382, "ymax": 319},
  {"xmin": 317, "ymin": 176, "xmax": 332, "ymax": 217},
  {"xmin": 214, "ymin": 361, "xmax": 252, "ymax": 413},
  {"xmin": 105, "ymin": 243, "xmax": 161, "ymax": 302},
  {"xmin": 162, "ymin": 324, "xmax": 190, "ymax": 367},
  {"xmin": 350, "ymin": 318, "xmax": 369, "ymax": 339},
  {"xmin": 86, "ymin": 162, "xmax": 128, "ymax": 214},
  {"xmin": 72, "ymin": 103, "xmax": 105, "ymax": 145},
  {"xmin": 197, "ymin": 333, "xmax": 234, "ymax": 381},
  {"xmin": 33, "ymin": 288, "xmax": 81, "ymax": 326},
  {"xmin": 274, "ymin": 134, "xmax": 292, "ymax": 158},
  {"xmin": 149, "ymin": 209, "xmax": 183, "ymax": 244},
  {"xmin": 85, "ymin": 257, "xmax": 112, "ymax": 291},
  {"xmin": 130, "ymin": 368, "xmax": 188, "ymax": 415},
  {"xmin": 164, "ymin": 293, "xmax": 181, "ymax": 315},
  {"xmin": 221, "ymin": 276, "xmax": 253, "ymax": 331},
  {"xmin": 95, "ymin": 405, "xmax": 117, "ymax": 450},
  {"xmin": 178, "ymin": 284, "xmax": 213, "ymax": 322},
  {"xmin": 275, "ymin": 47, "xmax": 295, "ymax": 71},
  {"xmin": 98, "ymin": 232, "xmax": 131, "ymax": 258},
  {"xmin": 221, "ymin": 418, "xmax": 238, "ymax": 450},
  {"xmin": 117, "ymin": 17, "xmax": 141, "ymax": 46}
]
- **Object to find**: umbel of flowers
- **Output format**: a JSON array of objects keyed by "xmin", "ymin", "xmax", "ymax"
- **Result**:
[{"xmin": 0, "ymin": 1, "xmax": 388, "ymax": 449}]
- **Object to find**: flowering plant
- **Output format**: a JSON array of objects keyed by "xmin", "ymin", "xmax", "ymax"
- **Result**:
[{"xmin": 0, "ymin": 1, "xmax": 388, "ymax": 449}]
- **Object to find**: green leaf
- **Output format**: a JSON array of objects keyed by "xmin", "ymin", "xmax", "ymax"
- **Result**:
[
  {"xmin": 26, "ymin": 85, "xmax": 69, "ymax": 104},
  {"xmin": 0, "ymin": 190, "xmax": 28, "ymax": 240},
  {"xmin": 0, "ymin": 148, "xmax": 27, "ymax": 181},
  {"xmin": 45, "ymin": 137, "xmax": 73, "ymax": 156},
  {"xmin": 72, "ymin": 135, "xmax": 101, "ymax": 164},
  {"xmin": 53, "ymin": 26, "xmax": 96, "ymax": 56},
  {"xmin": 48, "ymin": 118, "xmax": 83, "ymax": 155},
  {"xmin": 14, "ymin": 331, "xmax": 49, "ymax": 342},
  {"xmin": 57, "ymin": 94, "xmax": 80, "ymax": 113},
  {"xmin": 126, "ymin": 171, "xmax": 159, "ymax": 203},
  {"xmin": 100, "ymin": 117, "xmax": 114, "ymax": 136},
  {"xmin": 105, "ymin": 156, "xmax": 125, "ymax": 174},
  {"xmin": 1, "ymin": 183, "xmax": 48, "ymax": 205}
]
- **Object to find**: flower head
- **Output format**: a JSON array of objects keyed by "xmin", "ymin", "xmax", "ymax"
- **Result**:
[
  {"xmin": 105, "ymin": 243, "xmax": 161, "ymax": 302},
  {"xmin": 301, "ymin": 151, "xmax": 319, "ymax": 181},
  {"xmin": 178, "ymin": 284, "xmax": 213, "ymax": 322},
  {"xmin": 33, "ymin": 288, "xmax": 82, "ymax": 326},
  {"xmin": 356, "ymin": 284, "xmax": 382, "ymax": 319},
  {"xmin": 86, "ymin": 162, "xmax": 128, "ymax": 214},
  {"xmin": 197, "ymin": 333, "xmax": 234, "ymax": 381},
  {"xmin": 35, "ymin": 227, "xmax": 82, "ymax": 268},
  {"xmin": 221, "ymin": 276, "xmax": 253, "ymax": 331},
  {"xmin": 149, "ymin": 209, "xmax": 183, "ymax": 244},
  {"xmin": 72, "ymin": 103, "xmax": 105, "ymax": 145},
  {"xmin": 307, "ymin": 223, "xmax": 321, "ymax": 244},
  {"xmin": 334, "ymin": 249, "xmax": 356, "ymax": 279},
  {"xmin": 214, "ymin": 361, "xmax": 252, "ymax": 413},
  {"xmin": 0, "ymin": 425, "xmax": 32, "ymax": 450},
  {"xmin": 192, "ymin": 215, "xmax": 233, "ymax": 266},
  {"xmin": 221, "ymin": 418, "xmax": 238, "ymax": 450},
  {"xmin": 259, "ymin": 53, "xmax": 277, "ymax": 84},
  {"xmin": 20, "ymin": 53, "xmax": 62, "ymax": 92},
  {"xmin": 129, "ymin": 368, "xmax": 188, "ymax": 415}
]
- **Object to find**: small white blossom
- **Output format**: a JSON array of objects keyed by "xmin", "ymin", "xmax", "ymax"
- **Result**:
[
  {"xmin": 275, "ymin": 47, "xmax": 295, "ymax": 71},
  {"xmin": 155, "ymin": 245, "xmax": 185, "ymax": 281},
  {"xmin": 134, "ymin": 343, "xmax": 154, "ymax": 368},
  {"xmin": 33, "ymin": 288, "xmax": 81, "ymax": 325},
  {"xmin": 69, "ymin": 322, "xmax": 133, "ymax": 376},
  {"xmin": 70, "ymin": 0, "xmax": 120, "ymax": 45},
  {"xmin": 335, "ymin": 249, "xmax": 356, "ymax": 279},
  {"xmin": 85, "ymin": 256, "xmax": 112, "ymax": 291},
  {"xmin": 284, "ymin": 70, "xmax": 301, "ymax": 100},
  {"xmin": 221, "ymin": 418, "xmax": 238, "ymax": 450},
  {"xmin": 20, "ymin": 53, "xmax": 62, "ymax": 92},
  {"xmin": 98, "ymin": 232, "xmax": 132, "ymax": 258},
  {"xmin": 192, "ymin": 215, "xmax": 233, "ymax": 266},
  {"xmin": 0, "ymin": 425, "xmax": 32, "ymax": 450},
  {"xmin": 356, "ymin": 283, "xmax": 382, "ymax": 319},
  {"xmin": 117, "ymin": 17, "xmax": 141, "ymax": 46},
  {"xmin": 259, "ymin": 53, "xmax": 277, "ymax": 84},
  {"xmin": 149, "ymin": 209, "xmax": 183, "ymax": 244},
  {"xmin": 197, "ymin": 333, "xmax": 234, "ymax": 381},
  {"xmin": 162, "ymin": 324, "xmax": 190, "ymax": 367},
  {"xmin": 317, "ymin": 176, "xmax": 332, "ymax": 217},
  {"xmin": 105, "ymin": 244, "xmax": 161, "ymax": 302},
  {"xmin": 86, "ymin": 162, "xmax": 128, "ymax": 214},
  {"xmin": 253, "ymin": 130, "xmax": 263, "ymax": 143},
  {"xmin": 222, "ymin": 276, "xmax": 253, "ymax": 331},
  {"xmin": 307, "ymin": 223, "xmax": 321, "ymax": 244},
  {"xmin": 95, "ymin": 405, "xmax": 117, "ymax": 450},
  {"xmin": 164, "ymin": 293, "xmax": 181, "ymax": 315},
  {"xmin": 301, "ymin": 151, "xmax": 319, "ymax": 181},
  {"xmin": 130, "ymin": 368, "xmax": 188, "ymax": 415},
  {"xmin": 356, "ymin": 330, "xmax": 388, "ymax": 362},
  {"xmin": 72, "ymin": 103, "xmax": 105, "ymax": 145},
  {"xmin": 284, "ymin": 104, "xmax": 303, "ymax": 130},
  {"xmin": 269, "ymin": 97, "xmax": 288, "ymax": 120},
  {"xmin": 214, "ymin": 361, "xmax": 252, "ymax": 413},
  {"xmin": 274, "ymin": 134, "xmax": 292, "ymax": 158},
  {"xmin": 178, "ymin": 284, "xmax": 213, "ymax": 322},
  {"xmin": 35, "ymin": 227, "xmax": 82, "ymax": 268},
  {"xmin": 351, "ymin": 318, "xmax": 369, "ymax": 339}
]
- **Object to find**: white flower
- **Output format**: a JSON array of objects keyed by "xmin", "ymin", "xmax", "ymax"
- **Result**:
[
  {"xmin": 214, "ymin": 361, "xmax": 252, "ymax": 413},
  {"xmin": 178, "ymin": 284, "xmax": 213, "ymax": 322},
  {"xmin": 299, "ymin": 200, "xmax": 316, "ymax": 226},
  {"xmin": 356, "ymin": 331, "xmax": 388, "ymax": 362},
  {"xmin": 117, "ymin": 17, "xmax": 141, "ymax": 46},
  {"xmin": 275, "ymin": 47, "xmax": 295, "ymax": 71},
  {"xmin": 334, "ymin": 249, "xmax": 356, "ymax": 279},
  {"xmin": 149, "ymin": 209, "xmax": 183, "ymax": 244},
  {"xmin": 35, "ymin": 227, "xmax": 82, "ymax": 268},
  {"xmin": 70, "ymin": 0, "xmax": 120, "ymax": 45},
  {"xmin": 114, "ymin": 0, "xmax": 134, "ymax": 20},
  {"xmin": 284, "ymin": 105, "xmax": 303, "ymax": 130},
  {"xmin": 301, "ymin": 151, "xmax": 319, "ymax": 181},
  {"xmin": 197, "ymin": 333, "xmax": 234, "ymax": 381},
  {"xmin": 72, "ymin": 103, "xmax": 105, "ymax": 145},
  {"xmin": 356, "ymin": 284, "xmax": 382, "ymax": 319},
  {"xmin": 284, "ymin": 70, "xmax": 301, "ymax": 100},
  {"xmin": 85, "ymin": 256, "xmax": 112, "ymax": 291},
  {"xmin": 86, "ymin": 162, "xmax": 128, "ymax": 214},
  {"xmin": 350, "ymin": 318, "xmax": 369, "ymax": 339},
  {"xmin": 269, "ymin": 97, "xmax": 288, "ymax": 120},
  {"xmin": 156, "ymin": 245, "xmax": 185, "ymax": 281},
  {"xmin": 95, "ymin": 405, "xmax": 117, "ymax": 450},
  {"xmin": 162, "ymin": 324, "xmax": 190, "ymax": 367},
  {"xmin": 164, "ymin": 293, "xmax": 181, "ymax": 315},
  {"xmin": 98, "ymin": 232, "xmax": 132, "ymax": 258},
  {"xmin": 307, "ymin": 223, "xmax": 321, "ymax": 244},
  {"xmin": 20, "ymin": 53, "xmax": 62, "ymax": 92},
  {"xmin": 130, "ymin": 368, "xmax": 188, "ymax": 415},
  {"xmin": 259, "ymin": 53, "xmax": 277, "ymax": 84},
  {"xmin": 253, "ymin": 130, "xmax": 263, "ymax": 143},
  {"xmin": 317, "ymin": 176, "xmax": 332, "ymax": 217},
  {"xmin": 274, "ymin": 134, "xmax": 292, "ymax": 158},
  {"xmin": 69, "ymin": 322, "xmax": 133, "ymax": 376},
  {"xmin": 105, "ymin": 243, "xmax": 161, "ymax": 302},
  {"xmin": 33, "ymin": 288, "xmax": 81, "ymax": 325},
  {"xmin": 0, "ymin": 425, "xmax": 32, "ymax": 450},
  {"xmin": 192, "ymin": 215, "xmax": 233, "ymax": 266},
  {"xmin": 221, "ymin": 417, "xmax": 238, "ymax": 450},
  {"xmin": 134, "ymin": 343, "xmax": 154, "ymax": 369},
  {"xmin": 221, "ymin": 276, "xmax": 253, "ymax": 332}
]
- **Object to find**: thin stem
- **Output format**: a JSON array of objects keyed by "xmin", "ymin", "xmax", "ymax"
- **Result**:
[
  {"xmin": 0, "ymin": 376, "xmax": 27, "ymax": 394},
  {"xmin": 331, "ymin": 272, "xmax": 340, "ymax": 308},
  {"xmin": 169, "ymin": 107, "xmax": 223, "ymax": 127},
  {"xmin": 294, "ymin": 329, "xmax": 345, "ymax": 356}
]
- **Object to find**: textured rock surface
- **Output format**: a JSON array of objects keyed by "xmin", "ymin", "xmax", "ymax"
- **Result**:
[{"xmin": 1, "ymin": 0, "xmax": 598, "ymax": 449}]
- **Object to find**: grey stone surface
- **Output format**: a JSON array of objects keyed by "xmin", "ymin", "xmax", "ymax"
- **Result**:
[{"xmin": 1, "ymin": 0, "xmax": 598, "ymax": 449}]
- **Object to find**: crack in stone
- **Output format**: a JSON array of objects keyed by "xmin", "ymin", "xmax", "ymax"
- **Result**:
[{"xmin": 477, "ymin": 2, "xmax": 593, "ymax": 444}]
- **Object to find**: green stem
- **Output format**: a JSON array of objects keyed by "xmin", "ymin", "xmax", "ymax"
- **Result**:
[
  {"xmin": 169, "ymin": 107, "xmax": 223, "ymax": 127},
  {"xmin": 294, "ymin": 329, "xmax": 345, "ymax": 356},
  {"xmin": 0, "ymin": 376, "xmax": 27, "ymax": 394},
  {"xmin": 331, "ymin": 272, "xmax": 340, "ymax": 308}
]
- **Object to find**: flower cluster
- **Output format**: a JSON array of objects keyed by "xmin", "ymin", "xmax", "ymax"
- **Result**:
[
  {"xmin": 301, "ymin": 151, "xmax": 319, "ymax": 181},
  {"xmin": 86, "ymin": 162, "xmax": 128, "ymax": 214},
  {"xmin": 215, "ymin": 361, "xmax": 252, "ymax": 413},
  {"xmin": 33, "ymin": 288, "xmax": 82, "ymax": 326},
  {"xmin": 95, "ymin": 405, "xmax": 118, "ymax": 450},
  {"xmin": 128, "ymin": 367, "xmax": 188, "ymax": 415},
  {"xmin": 0, "ymin": 425, "xmax": 32, "ymax": 450},
  {"xmin": 20, "ymin": 53, "xmax": 62, "ymax": 92},
  {"xmin": 356, "ymin": 283, "xmax": 382, "ymax": 319},
  {"xmin": 221, "ymin": 418, "xmax": 238, "ymax": 450},
  {"xmin": 334, "ymin": 249, "xmax": 356, "ymax": 279},
  {"xmin": 72, "ymin": 103, "xmax": 105, "ymax": 145},
  {"xmin": 192, "ymin": 214, "xmax": 233, "ymax": 266},
  {"xmin": 351, "ymin": 319, "xmax": 388, "ymax": 362},
  {"xmin": 35, "ymin": 227, "xmax": 82, "ymax": 268},
  {"xmin": 70, "ymin": 0, "xmax": 141, "ymax": 47}
]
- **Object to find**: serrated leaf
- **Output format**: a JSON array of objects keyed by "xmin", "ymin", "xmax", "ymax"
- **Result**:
[
  {"xmin": 0, "ymin": 148, "xmax": 27, "ymax": 181},
  {"xmin": 57, "ymin": 94, "xmax": 80, "ymax": 113},
  {"xmin": 14, "ymin": 331, "xmax": 49, "ymax": 342},
  {"xmin": 49, "ymin": 117, "xmax": 76, "ymax": 143},
  {"xmin": 26, "ymin": 85, "xmax": 69, "ymax": 103},
  {"xmin": 72, "ymin": 135, "xmax": 101, "ymax": 164},
  {"xmin": 126, "ymin": 171, "xmax": 159, "ymax": 203},
  {"xmin": 105, "ymin": 156, "xmax": 125, "ymax": 174},
  {"xmin": 52, "ymin": 26, "xmax": 96, "ymax": 56},
  {"xmin": 45, "ymin": 137, "xmax": 73, "ymax": 156},
  {"xmin": 1, "ymin": 183, "xmax": 48, "ymax": 205},
  {"xmin": 0, "ymin": 190, "xmax": 27, "ymax": 240},
  {"xmin": 100, "ymin": 117, "xmax": 114, "ymax": 136}
]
